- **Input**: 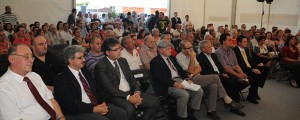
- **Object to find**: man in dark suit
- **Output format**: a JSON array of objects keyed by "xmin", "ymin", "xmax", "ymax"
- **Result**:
[
  {"xmin": 197, "ymin": 40, "xmax": 246, "ymax": 116},
  {"xmin": 151, "ymin": 40, "xmax": 203, "ymax": 120},
  {"xmin": 233, "ymin": 35, "xmax": 269, "ymax": 104},
  {"xmin": 94, "ymin": 38, "xmax": 160, "ymax": 120},
  {"xmin": 54, "ymin": 45, "xmax": 126, "ymax": 120},
  {"xmin": 171, "ymin": 12, "xmax": 182, "ymax": 30}
]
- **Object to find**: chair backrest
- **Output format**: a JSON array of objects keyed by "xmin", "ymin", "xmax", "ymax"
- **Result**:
[
  {"xmin": 47, "ymin": 44, "xmax": 68, "ymax": 67},
  {"xmin": 0, "ymin": 54, "xmax": 9, "ymax": 76},
  {"xmin": 131, "ymin": 69, "xmax": 150, "ymax": 92}
]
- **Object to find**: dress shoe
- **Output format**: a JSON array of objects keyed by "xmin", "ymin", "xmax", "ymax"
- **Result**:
[
  {"xmin": 230, "ymin": 109, "xmax": 246, "ymax": 116},
  {"xmin": 224, "ymin": 101, "xmax": 241, "ymax": 109},
  {"xmin": 255, "ymin": 94, "xmax": 261, "ymax": 100},
  {"xmin": 247, "ymin": 97, "xmax": 259, "ymax": 104},
  {"xmin": 207, "ymin": 111, "xmax": 221, "ymax": 120}
]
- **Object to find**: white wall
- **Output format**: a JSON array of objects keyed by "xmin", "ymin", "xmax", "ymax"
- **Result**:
[{"xmin": 0, "ymin": 0, "xmax": 73, "ymax": 28}]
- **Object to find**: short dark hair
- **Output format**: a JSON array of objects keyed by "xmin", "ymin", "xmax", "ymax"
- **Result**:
[
  {"xmin": 256, "ymin": 36, "xmax": 266, "ymax": 42},
  {"xmin": 219, "ymin": 33, "xmax": 230, "ymax": 45},
  {"xmin": 237, "ymin": 35, "xmax": 247, "ymax": 45},
  {"xmin": 72, "ymin": 8, "xmax": 76, "ymax": 13},
  {"xmin": 101, "ymin": 38, "xmax": 120, "ymax": 56}
]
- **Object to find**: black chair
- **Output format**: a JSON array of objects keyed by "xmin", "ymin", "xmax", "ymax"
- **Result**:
[
  {"xmin": 131, "ymin": 69, "xmax": 151, "ymax": 92},
  {"xmin": 0, "ymin": 54, "xmax": 9, "ymax": 76},
  {"xmin": 47, "ymin": 44, "xmax": 68, "ymax": 68},
  {"xmin": 277, "ymin": 62, "xmax": 293, "ymax": 82}
]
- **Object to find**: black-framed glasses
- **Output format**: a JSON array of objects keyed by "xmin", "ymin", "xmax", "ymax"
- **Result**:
[
  {"xmin": 183, "ymin": 47, "xmax": 193, "ymax": 50},
  {"xmin": 110, "ymin": 47, "xmax": 122, "ymax": 51},
  {"xmin": 11, "ymin": 54, "xmax": 34, "ymax": 61}
]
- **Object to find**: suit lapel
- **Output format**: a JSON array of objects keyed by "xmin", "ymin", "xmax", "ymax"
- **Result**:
[
  {"xmin": 104, "ymin": 57, "xmax": 121, "ymax": 80},
  {"xmin": 201, "ymin": 53, "xmax": 215, "ymax": 72},
  {"xmin": 65, "ymin": 68, "xmax": 82, "ymax": 94}
]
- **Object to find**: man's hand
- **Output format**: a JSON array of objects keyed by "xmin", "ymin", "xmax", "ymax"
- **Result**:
[
  {"xmin": 257, "ymin": 63, "xmax": 264, "ymax": 66},
  {"xmin": 252, "ymin": 69, "xmax": 261, "ymax": 74},
  {"xmin": 222, "ymin": 73, "xmax": 229, "ymax": 78},
  {"xmin": 93, "ymin": 102, "xmax": 109, "ymax": 115},
  {"xmin": 188, "ymin": 80, "xmax": 193, "ymax": 84},
  {"xmin": 189, "ymin": 50, "xmax": 196, "ymax": 59},
  {"xmin": 174, "ymin": 82, "xmax": 184, "ymax": 89},
  {"xmin": 237, "ymin": 73, "xmax": 247, "ymax": 79}
]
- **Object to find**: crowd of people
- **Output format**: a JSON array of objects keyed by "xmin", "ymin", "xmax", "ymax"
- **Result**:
[{"xmin": 1, "ymin": 5, "xmax": 300, "ymax": 120}]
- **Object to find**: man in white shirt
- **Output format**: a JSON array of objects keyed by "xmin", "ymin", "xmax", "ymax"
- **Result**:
[
  {"xmin": 121, "ymin": 36, "xmax": 142, "ymax": 70},
  {"xmin": 113, "ymin": 21, "xmax": 123, "ymax": 39},
  {"xmin": 0, "ymin": 44, "xmax": 65, "ymax": 120},
  {"xmin": 182, "ymin": 15, "xmax": 192, "ymax": 31},
  {"xmin": 104, "ymin": 12, "xmax": 115, "ymax": 29}
]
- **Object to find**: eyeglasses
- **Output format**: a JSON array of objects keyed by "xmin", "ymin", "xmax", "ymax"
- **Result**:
[
  {"xmin": 183, "ymin": 47, "xmax": 193, "ymax": 50},
  {"xmin": 11, "ymin": 54, "xmax": 34, "ymax": 61},
  {"xmin": 75, "ymin": 56, "xmax": 85, "ymax": 60},
  {"xmin": 110, "ymin": 47, "xmax": 122, "ymax": 51}
]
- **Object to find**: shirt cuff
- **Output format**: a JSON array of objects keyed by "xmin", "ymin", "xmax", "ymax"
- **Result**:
[{"xmin": 126, "ymin": 95, "xmax": 130, "ymax": 100}]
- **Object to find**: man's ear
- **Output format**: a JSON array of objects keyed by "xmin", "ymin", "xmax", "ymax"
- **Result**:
[
  {"xmin": 8, "ymin": 55, "xmax": 14, "ymax": 64},
  {"xmin": 105, "ymin": 50, "xmax": 109, "ymax": 56}
]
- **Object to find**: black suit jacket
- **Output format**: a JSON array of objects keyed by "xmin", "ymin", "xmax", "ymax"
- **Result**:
[
  {"xmin": 197, "ymin": 52, "xmax": 226, "ymax": 75},
  {"xmin": 171, "ymin": 17, "xmax": 182, "ymax": 29},
  {"xmin": 150, "ymin": 54, "xmax": 189, "ymax": 98},
  {"xmin": 54, "ymin": 67, "xmax": 102, "ymax": 115},
  {"xmin": 94, "ymin": 57, "xmax": 140, "ymax": 100},
  {"xmin": 233, "ymin": 46, "xmax": 257, "ymax": 73}
]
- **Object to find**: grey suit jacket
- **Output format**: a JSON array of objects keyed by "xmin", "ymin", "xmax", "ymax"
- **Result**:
[{"xmin": 94, "ymin": 57, "xmax": 140, "ymax": 100}]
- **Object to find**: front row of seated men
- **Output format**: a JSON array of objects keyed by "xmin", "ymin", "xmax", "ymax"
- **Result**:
[{"xmin": 0, "ymin": 34, "xmax": 269, "ymax": 120}]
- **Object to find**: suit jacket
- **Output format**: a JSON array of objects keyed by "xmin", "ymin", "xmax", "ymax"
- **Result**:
[
  {"xmin": 171, "ymin": 17, "xmax": 182, "ymax": 29},
  {"xmin": 197, "ymin": 52, "xmax": 226, "ymax": 75},
  {"xmin": 54, "ymin": 67, "xmax": 103, "ymax": 115},
  {"xmin": 233, "ymin": 46, "xmax": 257, "ymax": 73},
  {"xmin": 94, "ymin": 57, "xmax": 140, "ymax": 100},
  {"xmin": 150, "ymin": 54, "xmax": 189, "ymax": 98}
]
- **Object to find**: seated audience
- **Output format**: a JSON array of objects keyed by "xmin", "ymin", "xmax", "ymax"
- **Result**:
[
  {"xmin": 54, "ymin": 45, "xmax": 126, "ymax": 120},
  {"xmin": 150, "ymin": 40, "xmax": 203, "ymax": 120},
  {"xmin": 94, "ymin": 38, "xmax": 160, "ymax": 120},
  {"xmin": 233, "ymin": 35, "xmax": 269, "ymax": 102},
  {"xmin": 47, "ymin": 24, "xmax": 65, "ymax": 45},
  {"xmin": 0, "ymin": 44, "xmax": 65, "ymax": 120},
  {"xmin": 32, "ymin": 36, "xmax": 62, "ymax": 91},
  {"xmin": 85, "ymin": 37, "xmax": 104, "ymax": 74},
  {"xmin": 0, "ymin": 31, "xmax": 11, "ymax": 55},
  {"xmin": 176, "ymin": 40, "xmax": 245, "ymax": 119},
  {"xmin": 121, "ymin": 36, "xmax": 143, "ymax": 70},
  {"xmin": 280, "ymin": 35, "xmax": 300, "ymax": 88},
  {"xmin": 139, "ymin": 35, "xmax": 157, "ymax": 70},
  {"xmin": 13, "ymin": 26, "xmax": 31, "ymax": 46},
  {"xmin": 72, "ymin": 28, "xmax": 88, "ymax": 49}
]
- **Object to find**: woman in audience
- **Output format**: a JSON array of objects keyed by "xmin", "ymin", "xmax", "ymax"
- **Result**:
[
  {"xmin": 281, "ymin": 35, "xmax": 300, "ymax": 87},
  {"xmin": 265, "ymin": 32, "xmax": 279, "ymax": 58},
  {"xmin": 72, "ymin": 27, "xmax": 88, "ymax": 49},
  {"xmin": 56, "ymin": 21, "xmax": 64, "ymax": 34},
  {"xmin": 136, "ymin": 28, "xmax": 146, "ymax": 47},
  {"xmin": 3, "ymin": 23, "xmax": 14, "ymax": 43}
]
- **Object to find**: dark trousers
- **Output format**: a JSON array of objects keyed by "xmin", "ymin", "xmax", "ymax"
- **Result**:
[
  {"xmin": 109, "ymin": 93, "xmax": 160, "ymax": 120},
  {"xmin": 245, "ymin": 66, "xmax": 269, "ymax": 97},
  {"xmin": 219, "ymin": 75, "xmax": 241, "ymax": 102}
]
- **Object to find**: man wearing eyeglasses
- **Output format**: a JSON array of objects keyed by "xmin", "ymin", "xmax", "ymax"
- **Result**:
[
  {"xmin": 94, "ymin": 38, "xmax": 160, "ymax": 120},
  {"xmin": 139, "ymin": 35, "xmax": 157, "ymax": 70},
  {"xmin": 176, "ymin": 40, "xmax": 244, "ymax": 120},
  {"xmin": 54, "ymin": 45, "xmax": 125, "ymax": 120},
  {"xmin": 0, "ymin": 44, "xmax": 65, "ymax": 120}
]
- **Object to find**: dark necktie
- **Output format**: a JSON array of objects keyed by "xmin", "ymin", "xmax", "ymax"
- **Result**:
[
  {"xmin": 167, "ymin": 58, "xmax": 178, "ymax": 72},
  {"xmin": 23, "ymin": 77, "xmax": 56, "ymax": 120},
  {"xmin": 78, "ymin": 73, "xmax": 98, "ymax": 105},
  {"xmin": 114, "ymin": 61, "xmax": 121, "ymax": 77}
]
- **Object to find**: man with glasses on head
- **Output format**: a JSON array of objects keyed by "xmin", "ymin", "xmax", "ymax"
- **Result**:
[
  {"xmin": 0, "ymin": 44, "xmax": 65, "ymax": 120},
  {"xmin": 94, "ymin": 38, "xmax": 160, "ymax": 120},
  {"xmin": 32, "ymin": 36, "xmax": 62, "ymax": 91},
  {"xmin": 139, "ymin": 35, "xmax": 157, "ymax": 70}
]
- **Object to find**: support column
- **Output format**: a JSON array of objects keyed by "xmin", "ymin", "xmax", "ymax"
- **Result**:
[{"xmin": 231, "ymin": 0, "xmax": 237, "ymax": 28}]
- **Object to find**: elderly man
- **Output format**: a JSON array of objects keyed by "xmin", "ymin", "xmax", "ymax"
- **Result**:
[
  {"xmin": 46, "ymin": 24, "xmax": 65, "ymax": 45},
  {"xmin": 139, "ymin": 35, "xmax": 157, "ymax": 70},
  {"xmin": 1, "ymin": 6, "xmax": 19, "ymax": 27},
  {"xmin": 151, "ymin": 40, "xmax": 203, "ymax": 120},
  {"xmin": 176, "ymin": 40, "xmax": 243, "ymax": 119},
  {"xmin": 32, "ymin": 36, "xmax": 62, "ymax": 91},
  {"xmin": 113, "ymin": 22, "xmax": 123, "ymax": 39},
  {"xmin": 0, "ymin": 44, "xmax": 65, "ymax": 120},
  {"xmin": 94, "ymin": 38, "xmax": 160, "ymax": 120},
  {"xmin": 54, "ymin": 45, "xmax": 126, "ymax": 120},
  {"xmin": 85, "ymin": 37, "xmax": 105, "ymax": 74},
  {"xmin": 121, "ymin": 36, "xmax": 143, "ymax": 70},
  {"xmin": 105, "ymin": 30, "xmax": 116, "ymax": 39}
]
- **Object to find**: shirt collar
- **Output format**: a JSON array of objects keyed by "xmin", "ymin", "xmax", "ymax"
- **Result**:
[
  {"xmin": 68, "ymin": 66, "xmax": 81, "ymax": 76},
  {"xmin": 7, "ymin": 68, "xmax": 27, "ymax": 84},
  {"xmin": 106, "ymin": 56, "xmax": 118, "ymax": 66},
  {"xmin": 238, "ymin": 46, "xmax": 244, "ymax": 51}
]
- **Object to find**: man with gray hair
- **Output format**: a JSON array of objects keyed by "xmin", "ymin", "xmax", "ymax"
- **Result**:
[
  {"xmin": 150, "ymin": 40, "xmax": 203, "ymax": 120},
  {"xmin": 0, "ymin": 44, "xmax": 65, "ymax": 120},
  {"xmin": 177, "ymin": 40, "xmax": 244, "ymax": 119},
  {"xmin": 152, "ymin": 28, "xmax": 160, "ymax": 42},
  {"xmin": 121, "ymin": 36, "xmax": 142, "ymax": 70},
  {"xmin": 105, "ymin": 30, "xmax": 116, "ymax": 39},
  {"xmin": 54, "ymin": 45, "xmax": 126, "ymax": 120},
  {"xmin": 139, "ymin": 35, "xmax": 157, "ymax": 70}
]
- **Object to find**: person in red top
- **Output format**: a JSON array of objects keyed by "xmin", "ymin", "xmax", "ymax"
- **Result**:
[
  {"xmin": 281, "ymin": 35, "xmax": 300, "ymax": 88},
  {"xmin": 13, "ymin": 26, "xmax": 31, "ymax": 46},
  {"xmin": 0, "ymin": 31, "xmax": 12, "ymax": 55}
]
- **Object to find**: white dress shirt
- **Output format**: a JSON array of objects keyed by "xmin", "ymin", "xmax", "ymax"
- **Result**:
[
  {"xmin": 204, "ymin": 53, "xmax": 220, "ymax": 73},
  {"xmin": 0, "ymin": 68, "xmax": 53, "ymax": 120},
  {"xmin": 107, "ymin": 57, "xmax": 130, "ymax": 92},
  {"xmin": 121, "ymin": 49, "xmax": 142, "ymax": 70},
  {"xmin": 68, "ymin": 66, "xmax": 91, "ymax": 104},
  {"xmin": 161, "ymin": 55, "xmax": 179, "ymax": 79},
  {"xmin": 176, "ymin": 52, "xmax": 199, "ymax": 71}
]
